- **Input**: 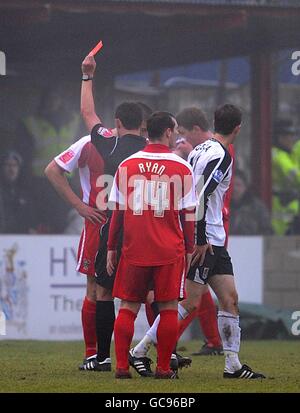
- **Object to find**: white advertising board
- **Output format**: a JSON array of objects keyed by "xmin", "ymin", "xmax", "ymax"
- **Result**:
[
  {"xmin": 228, "ymin": 236, "xmax": 263, "ymax": 304},
  {"xmin": 0, "ymin": 235, "xmax": 150, "ymax": 341},
  {"xmin": 0, "ymin": 235, "xmax": 263, "ymax": 340}
]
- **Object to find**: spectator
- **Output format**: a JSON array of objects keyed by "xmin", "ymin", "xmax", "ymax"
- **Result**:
[
  {"xmin": 13, "ymin": 87, "xmax": 84, "ymax": 233},
  {"xmin": 15, "ymin": 87, "xmax": 83, "ymax": 178},
  {"xmin": 291, "ymin": 124, "xmax": 300, "ymax": 169},
  {"xmin": 0, "ymin": 151, "xmax": 37, "ymax": 234},
  {"xmin": 272, "ymin": 119, "xmax": 300, "ymax": 235},
  {"xmin": 230, "ymin": 170, "xmax": 273, "ymax": 235}
]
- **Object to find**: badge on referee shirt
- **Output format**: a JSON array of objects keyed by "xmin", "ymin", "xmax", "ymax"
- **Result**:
[{"xmin": 97, "ymin": 127, "xmax": 114, "ymax": 138}]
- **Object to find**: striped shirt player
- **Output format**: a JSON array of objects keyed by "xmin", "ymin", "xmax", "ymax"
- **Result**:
[
  {"xmin": 185, "ymin": 104, "xmax": 265, "ymax": 379},
  {"xmin": 187, "ymin": 138, "xmax": 234, "ymax": 284}
]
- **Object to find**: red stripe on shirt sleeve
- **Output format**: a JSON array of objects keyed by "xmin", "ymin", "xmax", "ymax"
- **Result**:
[{"xmin": 180, "ymin": 208, "xmax": 195, "ymax": 254}]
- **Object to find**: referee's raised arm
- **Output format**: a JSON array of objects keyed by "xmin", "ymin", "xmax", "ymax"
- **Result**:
[{"xmin": 81, "ymin": 55, "xmax": 102, "ymax": 132}]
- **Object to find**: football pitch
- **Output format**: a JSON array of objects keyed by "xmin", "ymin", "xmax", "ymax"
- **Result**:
[{"xmin": 0, "ymin": 340, "xmax": 299, "ymax": 393}]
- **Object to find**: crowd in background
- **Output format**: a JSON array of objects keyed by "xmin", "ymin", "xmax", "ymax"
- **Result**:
[{"xmin": 0, "ymin": 89, "xmax": 84, "ymax": 235}]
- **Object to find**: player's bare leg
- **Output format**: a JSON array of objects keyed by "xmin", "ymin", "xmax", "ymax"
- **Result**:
[
  {"xmin": 191, "ymin": 284, "xmax": 223, "ymax": 356},
  {"xmin": 209, "ymin": 274, "xmax": 265, "ymax": 379}
]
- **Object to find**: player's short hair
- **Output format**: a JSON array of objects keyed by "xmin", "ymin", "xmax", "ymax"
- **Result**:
[
  {"xmin": 176, "ymin": 107, "xmax": 209, "ymax": 132},
  {"xmin": 136, "ymin": 101, "xmax": 153, "ymax": 122},
  {"xmin": 115, "ymin": 102, "xmax": 143, "ymax": 130},
  {"xmin": 147, "ymin": 111, "xmax": 175, "ymax": 141},
  {"xmin": 214, "ymin": 104, "xmax": 242, "ymax": 136}
]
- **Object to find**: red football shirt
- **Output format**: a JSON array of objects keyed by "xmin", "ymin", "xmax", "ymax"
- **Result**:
[
  {"xmin": 109, "ymin": 144, "xmax": 196, "ymax": 266},
  {"xmin": 54, "ymin": 135, "xmax": 105, "ymax": 208}
]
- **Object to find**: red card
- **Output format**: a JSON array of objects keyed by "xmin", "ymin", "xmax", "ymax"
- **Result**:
[{"xmin": 88, "ymin": 40, "xmax": 103, "ymax": 57}]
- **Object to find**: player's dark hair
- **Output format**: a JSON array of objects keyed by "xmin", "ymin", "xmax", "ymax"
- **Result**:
[
  {"xmin": 136, "ymin": 101, "xmax": 153, "ymax": 122},
  {"xmin": 115, "ymin": 102, "xmax": 143, "ymax": 130},
  {"xmin": 176, "ymin": 107, "xmax": 209, "ymax": 132},
  {"xmin": 147, "ymin": 111, "xmax": 175, "ymax": 141},
  {"xmin": 214, "ymin": 104, "xmax": 242, "ymax": 136}
]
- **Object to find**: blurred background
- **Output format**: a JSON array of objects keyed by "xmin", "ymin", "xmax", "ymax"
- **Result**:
[{"xmin": 0, "ymin": 0, "xmax": 300, "ymax": 342}]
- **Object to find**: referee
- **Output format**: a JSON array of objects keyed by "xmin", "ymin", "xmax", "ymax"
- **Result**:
[{"xmin": 80, "ymin": 54, "xmax": 147, "ymax": 371}]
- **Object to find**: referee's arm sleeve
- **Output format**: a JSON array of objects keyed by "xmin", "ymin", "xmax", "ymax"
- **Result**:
[
  {"xmin": 196, "ymin": 153, "xmax": 232, "ymax": 245},
  {"xmin": 91, "ymin": 123, "xmax": 116, "ymax": 159}
]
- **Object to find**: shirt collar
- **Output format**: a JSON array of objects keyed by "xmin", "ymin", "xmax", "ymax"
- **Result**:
[{"xmin": 142, "ymin": 143, "xmax": 172, "ymax": 153}]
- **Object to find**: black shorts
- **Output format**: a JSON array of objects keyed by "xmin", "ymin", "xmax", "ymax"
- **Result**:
[
  {"xmin": 94, "ymin": 217, "xmax": 123, "ymax": 290},
  {"xmin": 187, "ymin": 245, "xmax": 234, "ymax": 285}
]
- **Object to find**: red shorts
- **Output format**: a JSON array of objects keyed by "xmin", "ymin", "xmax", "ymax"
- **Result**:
[
  {"xmin": 76, "ymin": 219, "xmax": 102, "ymax": 276},
  {"xmin": 112, "ymin": 255, "xmax": 186, "ymax": 303}
]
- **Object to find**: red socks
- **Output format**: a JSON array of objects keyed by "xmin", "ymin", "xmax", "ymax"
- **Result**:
[
  {"xmin": 81, "ymin": 296, "xmax": 97, "ymax": 357},
  {"xmin": 114, "ymin": 308, "xmax": 136, "ymax": 370},
  {"xmin": 197, "ymin": 291, "xmax": 221, "ymax": 347},
  {"xmin": 177, "ymin": 309, "xmax": 197, "ymax": 339},
  {"xmin": 157, "ymin": 309, "xmax": 178, "ymax": 372}
]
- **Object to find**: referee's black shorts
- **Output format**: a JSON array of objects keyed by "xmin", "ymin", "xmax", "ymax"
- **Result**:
[
  {"xmin": 94, "ymin": 218, "xmax": 122, "ymax": 290},
  {"xmin": 187, "ymin": 245, "xmax": 234, "ymax": 285}
]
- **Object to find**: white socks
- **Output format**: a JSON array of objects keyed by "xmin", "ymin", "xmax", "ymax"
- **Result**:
[
  {"xmin": 133, "ymin": 307, "xmax": 243, "ymax": 373},
  {"xmin": 178, "ymin": 303, "xmax": 189, "ymax": 320},
  {"xmin": 131, "ymin": 334, "xmax": 153, "ymax": 358},
  {"xmin": 132, "ymin": 303, "xmax": 189, "ymax": 358},
  {"xmin": 218, "ymin": 310, "xmax": 242, "ymax": 373},
  {"xmin": 224, "ymin": 351, "xmax": 242, "ymax": 373}
]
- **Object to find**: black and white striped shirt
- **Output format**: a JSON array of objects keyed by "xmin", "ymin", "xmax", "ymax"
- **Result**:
[{"xmin": 188, "ymin": 138, "xmax": 232, "ymax": 247}]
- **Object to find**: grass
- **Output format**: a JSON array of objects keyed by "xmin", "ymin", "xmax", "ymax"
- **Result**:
[{"xmin": 0, "ymin": 340, "xmax": 299, "ymax": 393}]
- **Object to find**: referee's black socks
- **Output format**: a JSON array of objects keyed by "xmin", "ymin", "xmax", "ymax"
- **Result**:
[{"xmin": 96, "ymin": 300, "xmax": 115, "ymax": 362}]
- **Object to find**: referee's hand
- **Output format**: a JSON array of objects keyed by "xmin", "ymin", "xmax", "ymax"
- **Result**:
[
  {"xmin": 107, "ymin": 250, "xmax": 117, "ymax": 276},
  {"xmin": 191, "ymin": 243, "xmax": 214, "ymax": 267},
  {"xmin": 82, "ymin": 55, "xmax": 96, "ymax": 76}
]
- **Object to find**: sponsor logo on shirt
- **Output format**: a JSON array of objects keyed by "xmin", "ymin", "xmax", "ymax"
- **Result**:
[
  {"xmin": 59, "ymin": 150, "xmax": 75, "ymax": 164},
  {"xmin": 213, "ymin": 169, "xmax": 224, "ymax": 183},
  {"xmin": 97, "ymin": 127, "xmax": 114, "ymax": 138}
]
